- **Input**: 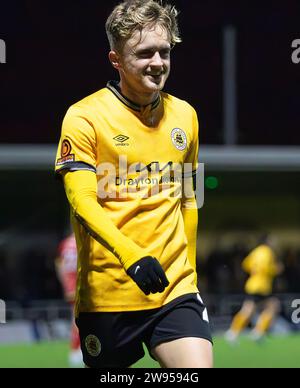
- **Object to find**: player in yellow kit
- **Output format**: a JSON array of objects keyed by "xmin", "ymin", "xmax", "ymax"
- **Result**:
[
  {"xmin": 225, "ymin": 235, "xmax": 283, "ymax": 343},
  {"xmin": 55, "ymin": 0, "xmax": 212, "ymax": 368}
]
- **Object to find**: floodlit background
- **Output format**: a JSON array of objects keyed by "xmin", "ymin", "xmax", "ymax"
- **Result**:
[{"xmin": 0, "ymin": 0, "xmax": 300, "ymax": 368}]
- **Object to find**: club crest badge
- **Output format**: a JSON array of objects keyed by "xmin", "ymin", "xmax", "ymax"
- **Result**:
[
  {"xmin": 85, "ymin": 334, "xmax": 101, "ymax": 357},
  {"xmin": 171, "ymin": 128, "xmax": 187, "ymax": 151}
]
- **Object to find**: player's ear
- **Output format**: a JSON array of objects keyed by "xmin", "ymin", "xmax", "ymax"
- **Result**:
[{"xmin": 109, "ymin": 51, "xmax": 121, "ymax": 70}]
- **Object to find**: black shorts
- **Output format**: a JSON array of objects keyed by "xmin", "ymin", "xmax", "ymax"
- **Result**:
[
  {"xmin": 245, "ymin": 293, "xmax": 272, "ymax": 304},
  {"xmin": 76, "ymin": 293, "xmax": 212, "ymax": 368}
]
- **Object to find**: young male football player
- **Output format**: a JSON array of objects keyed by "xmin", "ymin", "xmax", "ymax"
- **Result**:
[{"xmin": 55, "ymin": 0, "xmax": 212, "ymax": 368}]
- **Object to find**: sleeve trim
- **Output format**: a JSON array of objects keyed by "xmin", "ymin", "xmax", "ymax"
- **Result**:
[{"xmin": 55, "ymin": 161, "xmax": 96, "ymax": 175}]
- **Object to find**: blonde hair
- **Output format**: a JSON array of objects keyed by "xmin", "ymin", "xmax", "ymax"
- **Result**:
[{"xmin": 106, "ymin": 0, "xmax": 181, "ymax": 50}]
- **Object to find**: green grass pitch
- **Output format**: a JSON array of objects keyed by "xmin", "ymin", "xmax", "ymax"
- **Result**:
[{"xmin": 0, "ymin": 335, "xmax": 299, "ymax": 368}]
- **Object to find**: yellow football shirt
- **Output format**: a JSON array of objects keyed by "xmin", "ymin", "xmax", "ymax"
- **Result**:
[
  {"xmin": 242, "ymin": 244, "xmax": 279, "ymax": 296},
  {"xmin": 55, "ymin": 81, "xmax": 199, "ymax": 313}
]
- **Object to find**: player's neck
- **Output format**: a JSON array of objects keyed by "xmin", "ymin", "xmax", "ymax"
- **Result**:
[{"xmin": 119, "ymin": 81, "xmax": 159, "ymax": 108}]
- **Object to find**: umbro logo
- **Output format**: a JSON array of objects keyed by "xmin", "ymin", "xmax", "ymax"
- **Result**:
[
  {"xmin": 114, "ymin": 135, "xmax": 129, "ymax": 143},
  {"xmin": 113, "ymin": 134, "xmax": 130, "ymax": 146}
]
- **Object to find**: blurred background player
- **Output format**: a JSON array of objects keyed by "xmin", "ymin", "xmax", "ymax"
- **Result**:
[
  {"xmin": 225, "ymin": 234, "xmax": 283, "ymax": 343},
  {"xmin": 55, "ymin": 232, "xmax": 82, "ymax": 367}
]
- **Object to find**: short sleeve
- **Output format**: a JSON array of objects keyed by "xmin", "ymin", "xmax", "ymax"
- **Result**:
[
  {"xmin": 184, "ymin": 106, "xmax": 199, "ymax": 177},
  {"xmin": 181, "ymin": 106, "xmax": 199, "ymax": 208},
  {"xmin": 55, "ymin": 106, "xmax": 97, "ymax": 175},
  {"xmin": 185, "ymin": 108, "xmax": 199, "ymax": 173}
]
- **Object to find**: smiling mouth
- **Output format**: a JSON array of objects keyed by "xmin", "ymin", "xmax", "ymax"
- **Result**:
[
  {"xmin": 146, "ymin": 71, "xmax": 163, "ymax": 77},
  {"xmin": 147, "ymin": 74, "xmax": 163, "ymax": 80}
]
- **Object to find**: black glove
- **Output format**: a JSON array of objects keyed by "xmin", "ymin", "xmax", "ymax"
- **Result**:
[{"xmin": 126, "ymin": 256, "xmax": 169, "ymax": 295}]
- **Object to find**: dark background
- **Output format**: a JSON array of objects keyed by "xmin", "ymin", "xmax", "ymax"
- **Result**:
[
  {"xmin": 0, "ymin": 0, "xmax": 299, "ymax": 145},
  {"xmin": 0, "ymin": 1, "xmax": 300, "ymax": 302}
]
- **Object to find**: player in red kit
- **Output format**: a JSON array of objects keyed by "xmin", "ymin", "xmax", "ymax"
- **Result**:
[{"xmin": 55, "ymin": 233, "xmax": 82, "ymax": 367}]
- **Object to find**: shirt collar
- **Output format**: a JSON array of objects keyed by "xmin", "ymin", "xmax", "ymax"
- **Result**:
[{"xmin": 106, "ymin": 80, "xmax": 161, "ymax": 113}]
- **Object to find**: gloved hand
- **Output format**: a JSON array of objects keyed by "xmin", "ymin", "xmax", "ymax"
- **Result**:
[{"xmin": 126, "ymin": 256, "xmax": 169, "ymax": 295}]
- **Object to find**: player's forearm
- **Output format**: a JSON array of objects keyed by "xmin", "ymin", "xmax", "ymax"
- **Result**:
[
  {"xmin": 182, "ymin": 198, "xmax": 198, "ymax": 271},
  {"xmin": 63, "ymin": 170, "xmax": 148, "ymax": 270}
]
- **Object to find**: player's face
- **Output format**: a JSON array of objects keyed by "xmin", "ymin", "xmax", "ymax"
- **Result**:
[{"xmin": 115, "ymin": 25, "xmax": 171, "ymax": 99}]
